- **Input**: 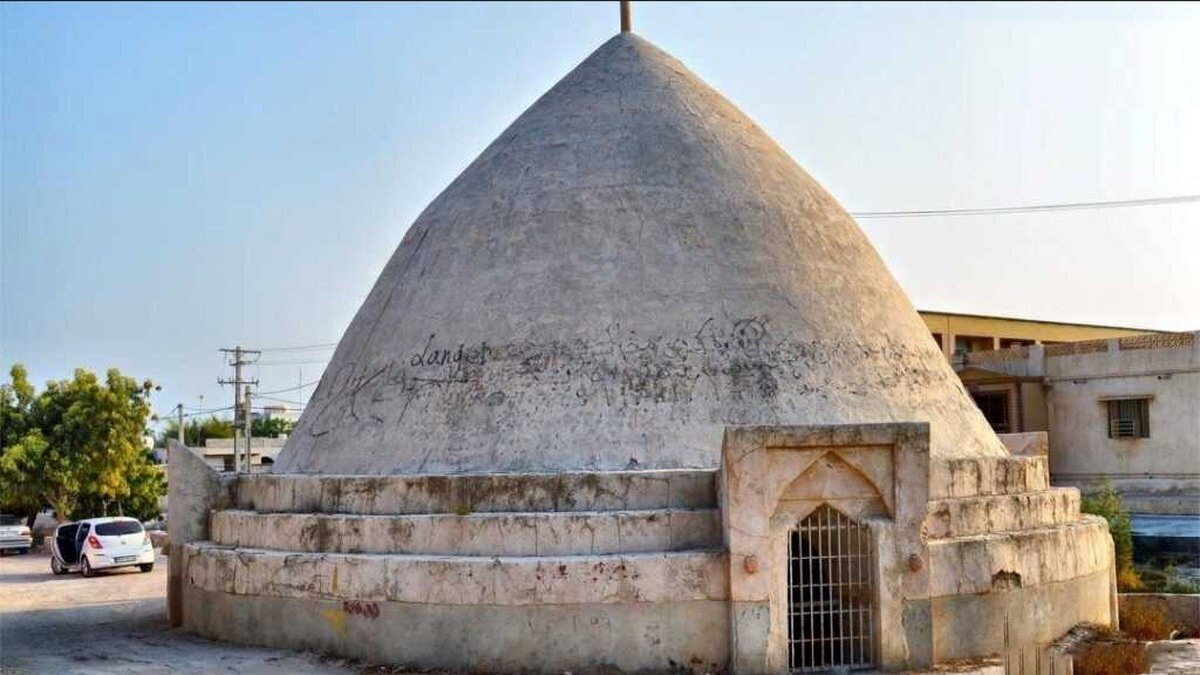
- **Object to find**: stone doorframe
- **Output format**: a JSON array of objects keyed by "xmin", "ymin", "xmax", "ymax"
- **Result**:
[{"xmin": 721, "ymin": 423, "xmax": 934, "ymax": 673}]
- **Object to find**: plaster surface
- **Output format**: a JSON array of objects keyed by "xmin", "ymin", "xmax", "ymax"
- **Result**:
[
  {"xmin": 209, "ymin": 508, "xmax": 721, "ymax": 555},
  {"xmin": 235, "ymin": 469, "xmax": 717, "ymax": 514},
  {"xmin": 924, "ymin": 488, "xmax": 1080, "ymax": 538},
  {"xmin": 927, "ymin": 516, "xmax": 1112, "ymax": 597},
  {"xmin": 931, "ymin": 567, "xmax": 1114, "ymax": 661},
  {"xmin": 166, "ymin": 441, "xmax": 235, "ymax": 626},
  {"xmin": 183, "ymin": 543, "xmax": 728, "ymax": 606},
  {"xmin": 276, "ymin": 33, "xmax": 1004, "ymax": 476},
  {"xmin": 182, "ymin": 585, "xmax": 730, "ymax": 673}
]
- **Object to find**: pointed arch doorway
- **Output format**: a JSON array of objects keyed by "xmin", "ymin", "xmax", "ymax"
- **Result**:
[{"xmin": 787, "ymin": 504, "xmax": 877, "ymax": 672}]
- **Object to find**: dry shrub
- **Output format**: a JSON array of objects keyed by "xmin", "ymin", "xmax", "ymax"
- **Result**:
[
  {"xmin": 1120, "ymin": 601, "xmax": 1174, "ymax": 641},
  {"xmin": 1073, "ymin": 641, "xmax": 1147, "ymax": 675},
  {"xmin": 1116, "ymin": 567, "xmax": 1143, "ymax": 592}
]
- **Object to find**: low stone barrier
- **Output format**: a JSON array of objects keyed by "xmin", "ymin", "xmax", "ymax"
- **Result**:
[{"xmin": 1121, "ymin": 593, "xmax": 1200, "ymax": 635}]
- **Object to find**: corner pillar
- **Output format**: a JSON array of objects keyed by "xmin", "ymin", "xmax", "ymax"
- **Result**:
[{"xmin": 166, "ymin": 441, "xmax": 235, "ymax": 626}]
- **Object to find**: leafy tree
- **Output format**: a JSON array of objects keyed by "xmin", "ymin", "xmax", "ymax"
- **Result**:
[
  {"xmin": 0, "ymin": 365, "xmax": 165, "ymax": 522},
  {"xmin": 0, "ymin": 364, "xmax": 34, "ymax": 450},
  {"xmin": 252, "ymin": 415, "xmax": 295, "ymax": 438},
  {"xmin": 0, "ymin": 430, "xmax": 49, "ymax": 518},
  {"xmin": 157, "ymin": 415, "xmax": 234, "ymax": 447},
  {"xmin": 157, "ymin": 413, "xmax": 293, "ymax": 446}
]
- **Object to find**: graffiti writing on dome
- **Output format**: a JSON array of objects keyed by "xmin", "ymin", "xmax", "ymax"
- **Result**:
[
  {"xmin": 342, "ymin": 599, "xmax": 380, "ymax": 619},
  {"xmin": 302, "ymin": 316, "xmax": 941, "ymax": 438}
]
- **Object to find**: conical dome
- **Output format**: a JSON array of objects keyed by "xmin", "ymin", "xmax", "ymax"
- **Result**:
[{"xmin": 276, "ymin": 33, "xmax": 1006, "ymax": 475}]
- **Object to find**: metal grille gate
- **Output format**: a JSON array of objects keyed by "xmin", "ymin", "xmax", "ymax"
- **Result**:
[{"xmin": 787, "ymin": 504, "xmax": 876, "ymax": 672}]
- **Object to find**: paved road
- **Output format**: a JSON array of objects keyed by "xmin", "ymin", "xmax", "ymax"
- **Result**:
[{"xmin": 0, "ymin": 549, "xmax": 356, "ymax": 674}]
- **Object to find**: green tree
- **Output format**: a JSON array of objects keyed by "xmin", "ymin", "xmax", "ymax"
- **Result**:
[
  {"xmin": 0, "ymin": 365, "xmax": 165, "ymax": 522},
  {"xmin": 0, "ymin": 364, "xmax": 34, "ymax": 450},
  {"xmin": 0, "ymin": 430, "xmax": 50, "ymax": 517},
  {"xmin": 157, "ymin": 415, "xmax": 234, "ymax": 447},
  {"xmin": 252, "ymin": 416, "xmax": 295, "ymax": 438}
]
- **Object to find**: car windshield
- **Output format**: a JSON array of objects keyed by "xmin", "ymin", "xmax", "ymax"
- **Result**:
[
  {"xmin": 95, "ymin": 521, "xmax": 143, "ymax": 536},
  {"xmin": 0, "ymin": 514, "xmax": 22, "ymax": 526}
]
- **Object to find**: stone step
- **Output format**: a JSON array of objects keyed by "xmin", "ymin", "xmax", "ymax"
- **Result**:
[
  {"xmin": 927, "ymin": 515, "xmax": 1112, "ymax": 598},
  {"xmin": 924, "ymin": 488, "xmax": 1081, "ymax": 538},
  {"xmin": 210, "ymin": 508, "xmax": 721, "ymax": 556},
  {"xmin": 182, "ymin": 541, "xmax": 728, "ymax": 606},
  {"xmin": 234, "ymin": 469, "xmax": 717, "ymax": 515},
  {"xmin": 929, "ymin": 455, "xmax": 1050, "ymax": 499}
]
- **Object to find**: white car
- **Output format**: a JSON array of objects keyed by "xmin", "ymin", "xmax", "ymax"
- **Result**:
[
  {"xmin": 50, "ymin": 517, "xmax": 155, "ymax": 577},
  {"xmin": 0, "ymin": 514, "xmax": 32, "ymax": 554}
]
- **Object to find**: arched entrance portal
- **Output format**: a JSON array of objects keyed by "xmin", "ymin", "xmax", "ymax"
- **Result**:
[{"xmin": 788, "ymin": 504, "xmax": 876, "ymax": 672}]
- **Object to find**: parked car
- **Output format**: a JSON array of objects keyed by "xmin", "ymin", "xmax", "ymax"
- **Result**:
[
  {"xmin": 50, "ymin": 517, "xmax": 155, "ymax": 576},
  {"xmin": 31, "ymin": 508, "xmax": 59, "ymax": 538},
  {"xmin": 0, "ymin": 514, "xmax": 32, "ymax": 555}
]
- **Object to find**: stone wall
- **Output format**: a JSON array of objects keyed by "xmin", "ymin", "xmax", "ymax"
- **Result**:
[
  {"xmin": 1120, "ymin": 593, "xmax": 1200, "ymax": 634},
  {"xmin": 173, "ymin": 424, "xmax": 1116, "ymax": 672}
]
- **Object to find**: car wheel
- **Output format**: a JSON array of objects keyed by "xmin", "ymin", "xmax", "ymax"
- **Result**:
[
  {"xmin": 139, "ymin": 563, "xmax": 154, "ymax": 573},
  {"xmin": 81, "ymin": 556, "xmax": 95, "ymax": 578},
  {"xmin": 51, "ymin": 556, "xmax": 64, "ymax": 575},
  {"xmin": 19, "ymin": 548, "xmax": 29, "ymax": 555}
]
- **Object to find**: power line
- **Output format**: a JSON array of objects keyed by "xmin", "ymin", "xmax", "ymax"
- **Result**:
[
  {"xmin": 153, "ymin": 405, "xmax": 235, "ymax": 423},
  {"xmin": 256, "ymin": 379, "xmax": 322, "ymax": 396},
  {"xmin": 178, "ymin": 408, "xmax": 233, "ymax": 420},
  {"xmin": 156, "ymin": 404, "xmax": 305, "ymax": 425},
  {"xmin": 256, "ymin": 394, "xmax": 306, "ymax": 407},
  {"xmin": 256, "ymin": 359, "xmax": 330, "ymax": 366},
  {"xmin": 256, "ymin": 342, "xmax": 338, "ymax": 353},
  {"xmin": 183, "ymin": 404, "xmax": 236, "ymax": 415},
  {"xmin": 849, "ymin": 193, "xmax": 1200, "ymax": 219}
]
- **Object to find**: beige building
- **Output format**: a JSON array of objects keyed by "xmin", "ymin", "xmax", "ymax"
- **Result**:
[
  {"xmin": 919, "ymin": 310, "xmax": 1151, "ymax": 360},
  {"xmin": 957, "ymin": 332, "xmax": 1199, "ymax": 514},
  {"xmin": 200, "ymin": 436, "xmax": 285, "ymax": 472}
]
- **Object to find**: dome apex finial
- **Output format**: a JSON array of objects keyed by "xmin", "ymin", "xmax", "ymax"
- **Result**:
[{"xmin": 620, "ymin": 1, "xmax": 632, "ymax": 33}]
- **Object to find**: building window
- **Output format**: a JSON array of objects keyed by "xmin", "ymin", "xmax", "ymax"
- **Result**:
[
  {"xmin": 1107, "ymin": 399, "xmax": 1150, "ymax": 439},
  {"xmin": 971, "ymin": 391, "xmax": 1011, "ymax": 433},
  {"xmin": 222, "ymin": 456, "xmax": 235, "ymax": 471},
  {"xmin": 931, "ymin": 332, "xmax": 943, "ymax": 348},
  {"xmin": 954, "ymin": 335, "xmax": 992, "ymax": 355}
]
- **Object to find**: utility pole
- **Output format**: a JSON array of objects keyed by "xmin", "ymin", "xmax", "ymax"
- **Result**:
[
  {"xmin": 218, "ymin": 346, "xmax": 260, "ymax": 473},
  {"xmin": 243, "ymin": 388, "xmax": 253, "ymax": 473},
  {"xmin": 176, "ymin": 404, "xmax": 185, "ymax": 445}
]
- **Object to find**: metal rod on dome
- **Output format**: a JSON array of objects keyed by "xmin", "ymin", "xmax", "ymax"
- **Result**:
[{"xmin": 620, "ymin": 1, "xmax": 632, "ymax": 33}]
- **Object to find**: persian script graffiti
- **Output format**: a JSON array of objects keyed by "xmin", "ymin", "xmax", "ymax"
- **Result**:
[{"xmin": 302, "ymin": 316, "xmax": 946, "ymax": 438}]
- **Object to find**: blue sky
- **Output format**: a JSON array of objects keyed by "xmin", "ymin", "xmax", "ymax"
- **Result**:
[{"xmin": 3, "ymin": 2, "xmax": 1198, "ymax": 425}]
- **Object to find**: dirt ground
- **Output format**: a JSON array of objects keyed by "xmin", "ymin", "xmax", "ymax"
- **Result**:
[{"xmin": 0, "ymin": 549, "xmax": 357, "ymax": 674}]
